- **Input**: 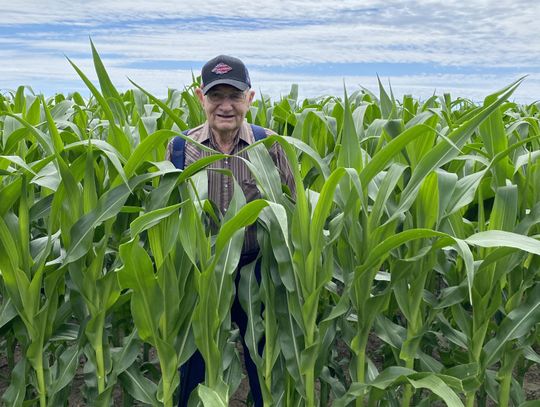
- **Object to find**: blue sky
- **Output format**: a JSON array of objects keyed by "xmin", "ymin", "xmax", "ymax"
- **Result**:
[{"xmin": 1, "ymin": 0, "xmax": 539, "ymax": 103}]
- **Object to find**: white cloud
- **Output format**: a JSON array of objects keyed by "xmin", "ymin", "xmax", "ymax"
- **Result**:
[{"xmin": 1, "ymin": 0, "xmax": 539, "ymax": 102}]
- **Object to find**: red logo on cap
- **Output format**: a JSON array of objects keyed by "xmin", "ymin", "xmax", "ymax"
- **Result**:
[{"xmin": 212, "ymin": 63, "xmax": 232, "ymax": 75}]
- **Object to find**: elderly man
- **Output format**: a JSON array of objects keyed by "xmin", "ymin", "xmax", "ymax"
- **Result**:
[{"xmin": 168, "ymin": 55, "xmax": 295, "ymax": 406}]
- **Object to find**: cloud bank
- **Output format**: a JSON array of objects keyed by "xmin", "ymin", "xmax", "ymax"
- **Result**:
[{"xmin": 1, "ymin": 1, "xmax": 538, "ymax": 102}]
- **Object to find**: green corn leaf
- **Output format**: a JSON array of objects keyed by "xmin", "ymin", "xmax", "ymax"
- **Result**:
[
  {"xmin": 483, "ymin": 284, "xmax": 540, "ymax": 367},
  {"xmin": 13, "ymin": 85, "xmax": 26, "ymax": 113},
  {"xmin": 407, "ymin": 374, "xmax": 464, "ymax": 407},
  {"xmin": 129, "ymin": 202, "xmax": 184, "ymax": 237},
  {"xmin": 118, "ymin": 238, "xmax": 162, "ymax": 344},
  {"xmin": 0, "ymin": 180, "xmax": 23, "ymax": 217},
  {"xmin": 0, "ymin": 217, "xmax": 22, "ymax": 306},
  {"xmin": 0, "ymin": 298, "xmax": 18, "ymax": 329},
  {"xmin": 360, "ymin": 123, "xmax": 431, "ymax": 188},
  {"xmin": 488, "ymin": 185, "xmax": 518, "ymax": 232},
  {"xmin": 244, "ymin": 142, "xmax": 283, "ymax": 202},
  {"xmin": 119, "ymin": 128, "xmax": 216, "ymax": 183},
  {"xmin": 2, "ymin": 112, "xmax": 55, "ymax": 155},
  {"xmin": 198, "ymin": 383, "xmax": 228, "ymax": 407},
  {"xmin": 41, "ymin": 95, "xmax": 65, "ymax": 153},
  {"xmin": 444, "ymin": 170, "xmax": 486, "ymax": 217},
  {"xmin": 368, "ymin": 163, "xmax": 407, "ymax": 231},
  {"xmin": 93, "ymin": 384, "xmax": 115, "ymax": 407},
  {"xmin": 307, "ymin": 167, "xmax": 352, "ymax": 292},
  {"xmin": 214, "ymin": 199, "xmax": 269, "ymax": 257},
  {"xmin": 129, "ymin": 79, "xmax": 189, "ymax": 131},
  {"xmin": 119, "ymin": 366, "xmax": 159, "ymax": 405},
  {"xmin": 280, "ymin": 135, "xmax": 330, "ymax": 179},
  {"xmin": 276, "ymin": 290, "xmax": 306, "ymax": 397},
  {"xmin": 478, "ymin": 96, "xmax": 508, "ymax": 186},
  {"xmin": 514, "ymin": 150, "xmax": 540, "ymax": 172},
  {"xmin": 65, "ymin": 139, "xmax": 129, "ymax": 187},
  {"xmin": 66, "ymin": 56, "xmax": 131, "ymax": 158},
  {"xmin": 337, "ymin": 88, "xmax": 362, "ymax": 171},
  {"xmin": 18, "ymin": 179, "xmax": 30, "ymax": 273},
  {"xmin": 191, "ymin": 268, "xmax": 221, "ymax": 387},
  {"xmin": 391, "ymin": 78, "xmax": 523, "ymax": 222},
  {"xmin": 179, "ymin": 153, "xmax": 229, "ymax": 184},
  {"xmin": 65, "ymin": 170, "xmax": 172, "ymax": 263},
  {"xmin": 121, "ymin": 129, "xmax": 179, "ymax": 179},
  {"xmin": 238, "ymin": 261, "xmax": 264, "ymax": 370},
  {"xmin": 48, "ymin": 345, "xmax": 80, "ymax": 396},
  {"xmin": 83, "ymin": 144, "xmax": 98, "ymax": 214},
  {"xmin": 0, "ymin": 155, "xmax": 37, "ymax": 175},
  {"xmin": 213, "ymin": 180, "xmax": 247, "ymax": 320},
  {"xmin": 258, "ymin": 202, "xmax": 295, "ymax": 291},
  {"xmin": 378, "ymin": 75, "xmax": 396, "ymax": 120},
  {"xmin": 90, "ymin": 39, "xmax": 126, "ymax": 120},
  {"xmin": 56, "ymin": 152, "xmax": 82, "ymax": 227},
  {"xmin": 464, "ymin": 230, "xmax": 540, "ymax": 256},
  {"xmin": 334, "ymin": 368, "xmax": 464, "ymax": 407},
  {"xmin": 416, "ymin": 171, "xmax": 439, "ymax": 229},
  {"xmin": 1, "ymin": 358, "xmax": 26, "ymax": 407},
  {"xmin": 155, "ymin": 337, "xmax": 180, "ymax": 405}
]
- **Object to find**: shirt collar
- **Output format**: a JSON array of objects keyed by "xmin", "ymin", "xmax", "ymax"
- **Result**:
[{"xmin": 200, "ymin": 121, "xmax": 253, "ymax": 145}]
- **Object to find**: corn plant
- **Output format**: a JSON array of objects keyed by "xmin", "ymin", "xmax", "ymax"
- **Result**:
[{"xmin": 1, "ymin": 42, "xmax": 540, "ymax": 407}]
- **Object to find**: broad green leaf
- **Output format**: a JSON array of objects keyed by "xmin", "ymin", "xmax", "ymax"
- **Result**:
[
  {"xmin": 90, "ymin": 39, "xmax": 126, "ymax": 121},
  {"xmin": 65, "ymin": 170, "xmax": 172, "ymax": 263},
  {"xmin": 66, "ymin": 56, "xmax": 131, "ymax": 158},
  {"xmin": 465, "ymin": 230, "xmax": 540, "ymax": 256},
  {"xmin": 198, "ymin": 384, "xmax": 228, "ymax": 407},
  {"xmin": 483, "ymin": 284, "xmax": 540, "ymax": 367},
  {"xmin": 118, "ymin": 238, "xmax": 162, "ymax": 344},
  {"xmin": 391, "ymin": 78, "xmax": 523, "ymax": 222},
  {"xmin": 407, "ymin": 374, "xmax": 464, "ymax": 407},
  {"xmin": 1, "ymin": 358, "xmax": 26, "ymax": 407},
  {"xmin": 337, "ymin": 88, "xmax": 362, "ymax": 172},
  {"xmin": 119, "ymin": 366, "xmax": 159, "ymax": 405},
  {"xmin": 0, "ymin": 298, "xmax": 18, "ymax": 328},
  {"xmin": 214, "ymin": 199, "xmax": 269, "ymax": 257},
  {"xmin": 49, "ymin": 345, "xmax": 80, "ymax": 396},
  {"xmin": 360, "ymin": 123, "xmax": 431, "ymax": 188},
  {"xmin": 129, "ymin": 202, "xmax": 184, "ymax": 237},
  {"xmin": 129, "ymin": 79, "xmax": 189, "ymax": 131}
]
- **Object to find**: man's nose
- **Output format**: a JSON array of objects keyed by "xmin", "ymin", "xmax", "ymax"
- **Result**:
[{"xmin": 218, "ymin": 98, "xmax": 234, "ymax": 108}]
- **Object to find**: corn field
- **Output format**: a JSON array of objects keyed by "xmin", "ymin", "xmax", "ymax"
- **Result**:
[{"xmin": 1, "ymin": 45, "xmax": 540, "ymax": 407}]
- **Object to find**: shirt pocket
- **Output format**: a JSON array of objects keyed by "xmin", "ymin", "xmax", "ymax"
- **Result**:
[{"xmin": 240, "ymin": 179, "xmax": 261, "ymax": 202}]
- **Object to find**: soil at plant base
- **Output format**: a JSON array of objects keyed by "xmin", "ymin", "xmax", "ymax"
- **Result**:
[
  {"xmin": 1, "ymin": 342, "xmax": 539, "ymax": 405},
  {"xmin": 230, "ymin": 342, "xmax": 251, "ymax": 407},
  {"xmin": 525, "ymin": 363, "xmax": 540, "ymax": 401}
]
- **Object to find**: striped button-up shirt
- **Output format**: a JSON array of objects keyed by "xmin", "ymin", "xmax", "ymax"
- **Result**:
[{"xmin": 166, "ymin": 121, "xmax": 295, "ymax": 256}]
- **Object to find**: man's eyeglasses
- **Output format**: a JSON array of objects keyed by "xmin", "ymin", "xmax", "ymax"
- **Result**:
[{"xmin": 205, "ymin": 90, "xmax": 247, "ymax": 104}]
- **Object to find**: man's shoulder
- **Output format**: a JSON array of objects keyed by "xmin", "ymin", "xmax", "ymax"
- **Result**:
[
  {"xmin": 183, "ymin": 124, "xmax": 206, "ymax": 140},
  {"xmin": 245, "ymin": 122, "xmax": 277, "ymax": 143},
  {"xmin": 166, "ymin": 123, "xmax": 206, "ymax": 146}
]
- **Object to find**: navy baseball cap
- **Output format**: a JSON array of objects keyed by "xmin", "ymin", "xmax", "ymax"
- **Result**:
[{"xmin": 201, "ymin": 55, "xmax": 251, "ymax": 94}]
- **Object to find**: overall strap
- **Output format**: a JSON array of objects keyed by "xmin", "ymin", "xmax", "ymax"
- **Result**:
[
  {"xmin": 250, "ymin": 124, "xmax": 267, "ymax": 141},
  {"xmin": 170, "ymin": 130, "xmax": 189, "ymax": 169}
]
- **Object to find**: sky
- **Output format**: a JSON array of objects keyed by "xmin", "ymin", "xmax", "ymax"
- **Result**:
[{"xmin": 1, "ymin": 0, "xmax": 539, "ymax": 104}]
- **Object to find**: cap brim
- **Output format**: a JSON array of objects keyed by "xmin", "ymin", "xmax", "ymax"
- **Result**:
[{"xmin": 202, "ymin": 79, "xmax": 250, "ymax": 94}]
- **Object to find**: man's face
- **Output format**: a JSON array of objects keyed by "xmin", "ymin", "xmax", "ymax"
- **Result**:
[{"xmin": 196, "ymin": 84, "xmax": 254, "ymax": 135}]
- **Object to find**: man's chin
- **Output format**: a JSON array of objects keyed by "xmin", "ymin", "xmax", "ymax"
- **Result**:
[{"xmin": 213, "ymin": 122, "xmax": 239, "ymax": 133}]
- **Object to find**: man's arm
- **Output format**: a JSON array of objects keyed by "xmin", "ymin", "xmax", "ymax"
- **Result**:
[{"xmin": 165, "ymin": 139, "xmax": 174, "ymax": 161}]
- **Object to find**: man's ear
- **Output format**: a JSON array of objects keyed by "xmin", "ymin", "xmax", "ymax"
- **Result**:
[
  {"xmin": 195, "ymin": 88, "xmax": 204, "ymax": 103},
  {"xmin": 247, "ymin": 89, "xmax": 255, "ymax": 104}
]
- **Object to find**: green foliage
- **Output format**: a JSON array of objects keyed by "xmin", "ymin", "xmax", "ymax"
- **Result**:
[{"xmin": 0, "ymin": 44, "xmax": 539, "ymax": 407}]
